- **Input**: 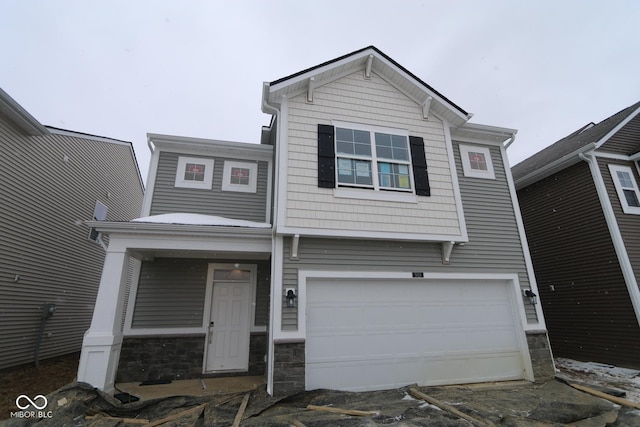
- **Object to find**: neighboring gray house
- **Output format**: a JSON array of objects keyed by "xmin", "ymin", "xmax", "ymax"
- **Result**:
[
  {"xmin": 0, "ymin": 88, "xmax": 144, "ymax": 370},
  {"xmin": 513, "ymin": 102, "xmax": 640, "ymax": 368},
  {"xmin": 78, "ymin": 46, "xmax": 554, "ymax": 397}
]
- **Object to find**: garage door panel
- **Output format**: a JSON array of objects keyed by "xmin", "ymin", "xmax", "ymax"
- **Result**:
[{"xmin": 306, "ymin": 278, "xmax": 528, "ymax": 391}]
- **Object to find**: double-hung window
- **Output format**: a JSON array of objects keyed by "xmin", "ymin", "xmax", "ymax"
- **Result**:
[
  {"xmin": 335, "ymin": 124, "xmax": 413, "ymax": 192},
  {"xmin": 609, "ymin": 164, "xmax": 640, "ymax": 214}
]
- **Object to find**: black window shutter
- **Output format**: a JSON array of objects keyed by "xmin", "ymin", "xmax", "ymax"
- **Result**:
[
  {"xmin": 317, "ymin": 124, "xmax": 335, "ymax": 188},
  {"xmin": 409, "ymin": 136, "xmax": 430, "ymax": 196}
]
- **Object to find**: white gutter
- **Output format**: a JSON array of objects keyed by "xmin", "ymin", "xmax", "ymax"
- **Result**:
[
  {"xmin": 147, "ymin": 134, "xmax": 155, "ymax": 154},
  {"xmin": 579, "ymin": 151, "xmax": 640, "ymax": 327},
  {"xmin": 514, "ymin": 143, "xmax": 597, "ymax": 189},
  {"xmin": 504, "ymin": 131, "xmax": 517, "ymax": 150}
]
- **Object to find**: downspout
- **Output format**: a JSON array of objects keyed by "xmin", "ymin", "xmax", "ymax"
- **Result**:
[
  {"xmin": 261, "ymin": 82, "xmax": 281, "ymax": 396},
  {"xmin": 579, "ymin": 151, "xmax": 640, "ymax": 327},
  {"xmin": 504, "ymin": 131, "xmax": 517, "ymax": 150}
]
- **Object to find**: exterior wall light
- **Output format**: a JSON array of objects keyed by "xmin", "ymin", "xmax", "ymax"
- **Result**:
[
  {"xmin": 524, "ymin": 289, "xmax": 538, "ymax": 305},
  {"xmin": 285, "ymin": 288, "xmax": 297, "ymax": 308}
]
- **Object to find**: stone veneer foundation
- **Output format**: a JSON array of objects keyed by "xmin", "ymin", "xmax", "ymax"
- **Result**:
[{"xmin": 116, "ymin": 333, "xmax": 267, "ymax": 383}]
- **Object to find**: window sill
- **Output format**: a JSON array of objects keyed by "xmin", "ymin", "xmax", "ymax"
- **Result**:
[{"xmin": 333, "ymin": 187, "xmax": 418, "ymax": 204}]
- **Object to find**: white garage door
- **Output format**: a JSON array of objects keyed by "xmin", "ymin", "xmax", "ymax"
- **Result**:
[{"xmin": 306, "ymin": 278, "xmax": 529, "ymax": 392}]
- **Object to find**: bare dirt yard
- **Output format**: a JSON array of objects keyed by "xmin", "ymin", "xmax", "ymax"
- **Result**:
[{"xmin": 2, "ymin": 353, "xmax": 640, "ymax": 426}]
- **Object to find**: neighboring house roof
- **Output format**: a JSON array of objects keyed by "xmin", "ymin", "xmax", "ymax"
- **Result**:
[
  {"xmin": 512, "ymin": 101, "xmax": 640, "ymax": 187},
  {"xmin": 263, "ymin": 46, "xmax": 471, "ymax": 127}
]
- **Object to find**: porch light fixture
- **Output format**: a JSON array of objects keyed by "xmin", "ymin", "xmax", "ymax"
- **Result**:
[
  {"xmin": 285, "ymin": 288, "xmax": 297, "ymax": 308},
  {"xmin": 524, "ymin": 289, "xmax": 538, "ymax": 305}
]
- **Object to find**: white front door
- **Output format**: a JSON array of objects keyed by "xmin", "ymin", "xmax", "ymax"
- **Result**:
[{"xmin": 205, "ymin": 281, "xmax": 251, "ymax": 372}]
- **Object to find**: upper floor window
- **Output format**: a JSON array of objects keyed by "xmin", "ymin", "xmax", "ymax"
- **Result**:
[
  {"xmin": 175, "ymin": 156, "xmax": 214, "ymax": 189},
  {"xmin": 609, "ymin": 164, "xmax": 640, "ymax": 214},
  {"xmin": 222, "ymin": 161, "xmax": 258, "ymax": 193},
  {"xmin": 459, "ymin": 145, "xmax": 495, "ymax": 179},
  {"xmin": 318, "ymin": 122, "xmax": 431, "ymax": 198}
]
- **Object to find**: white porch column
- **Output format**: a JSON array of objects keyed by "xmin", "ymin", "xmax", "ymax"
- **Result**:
[{"xmin": 77, "ymin": 246, "xmax": 130, "ymax": 392}]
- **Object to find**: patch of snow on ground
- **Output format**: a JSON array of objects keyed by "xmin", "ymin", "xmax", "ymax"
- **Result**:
[
  {"xmin": 419, "ymin": 402, "xmax": 442, "ymax": 411},
  {"xmin": 555, "ymin": 358, "xmax": 640, "ymax": 403},
  {"xmin": 132, "ymin": 213, "xmax": 271, "ymax": 228},
  {"xmin": 401, "ymin": 393, "xmax": 416, "ymax": 401}
]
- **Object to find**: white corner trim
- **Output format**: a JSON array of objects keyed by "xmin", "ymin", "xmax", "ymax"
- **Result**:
[
  {"xmin": 582, "ymin": 153, "xmax": 640, "ymax": 325},
  {"xmin": 141, "ymin": 150, "xmax": 161, "ymax": 216},
  {"xmin": 267, "ymin": 235, "xmax": 284, "ymax": 393},
  {"xmin": 276, "ymin": 97, "xmax": 289, "ymax": 230},
  {"xmin": 443, "ymin": 123, "xmax": 469, "ymax": 242},
  {"xmin": 500, "ymin": 144, "xmax": 547, "ymax": 330}
]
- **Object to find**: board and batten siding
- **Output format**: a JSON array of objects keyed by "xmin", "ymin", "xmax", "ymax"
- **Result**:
[
  {"xmin": 150, "ymin": 151, "xmax": 268, "ymax": 222},
  {"xmin": 518, "ymin": 160, "xmax": 640, "ymax": 367},
  {"xmin": 0, "ymin": 117, "xmax": 143, "ymax": 369},
  {"xmin": 284, "ymin": 71, "xmax": 461, "ymax": 236},
  {"xmin": 130, "ymin": 258, "xmax": 270, "ymax": 330},
  {"xmin": 599, "ymin": 157, "xmax": 640, "ymax": 295},
  {"xmin": 280, "ymin": 141, "xmax": 536, "ymax": 329}
]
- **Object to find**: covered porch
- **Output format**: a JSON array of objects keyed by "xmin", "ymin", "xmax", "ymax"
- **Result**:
[{"xmin": 77, "ymin": 215, "xmax": 272, "ymax": 393}]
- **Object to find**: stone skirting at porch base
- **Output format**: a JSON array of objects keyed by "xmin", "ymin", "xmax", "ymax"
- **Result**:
[
  {"xmin": 116, "ymin": 332, "xmax": 267, "ymax": 383},
  {"xmin": 272, "ymin": 339, "xmax": 305, "ymax": 397},
  {"xmin": 526, "ymin": 330, "xmax": 556, "ymax": 382}
]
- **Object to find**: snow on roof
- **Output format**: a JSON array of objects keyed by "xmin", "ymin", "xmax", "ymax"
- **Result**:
[{"xmin": 132, "ymin": 213, "xmax": 271, "ymax": 228}]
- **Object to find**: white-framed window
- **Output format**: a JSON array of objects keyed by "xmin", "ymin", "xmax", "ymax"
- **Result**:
[
  {"xmin": 459, "ymin": 144, "xmax": 495, "ymax": 179},
  {"xmin": 609, "ymin": 164, "xmax": 640, "ymax": 215},
  {"xmin": 222, "ymin": 161, "xmax": 258, "ymax": 193},
  {"xmin": 334, "ymin": 122, "xmax": 413, "ymax": 192},
  {"xmin": 174, "ymin": 156, "xmax": 214, "ymax": 189}
]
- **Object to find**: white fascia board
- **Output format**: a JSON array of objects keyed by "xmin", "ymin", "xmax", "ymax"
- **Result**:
[
  {"xmin": 451, "ymin": 123, "xmax": 517, "ymax": 145},
  {"xmin": 106, "ymin": 233, "xmax": 272, "ymax": 254},
  {"xmin": 594, "ymin": 105, "xmax": 640, "ymax": 149},
  {"xmin": 274, "ymin": 225, "xmax": 467, "ymax": 243},
  {"xmin": 0, "ymin": 88, "xmax": 49, "ymax": 135},
  {"xmin": 268, "ymin": 49, "xmax": 373, "ymax": 94},
  {"xmin": 514, "ymin": 143, "xmax": 597, "ymax": 190},
  {"xmin": 500, "ymin": 144, "xmax": 547, "ymax": 331},
  {"xmin": 592, "ymin": 151, "xmax": 633, "ymax": 161},
  {"xmin": 149, "ymin": 134, "xmax": 273, "ymax": 161}
]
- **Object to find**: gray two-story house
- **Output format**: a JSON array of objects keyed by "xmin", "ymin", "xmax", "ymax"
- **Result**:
[
  {"xmin": 513, "ymin": 102, "xmax": 640, "ymax": 368},
  {"xmin": 78, "ymin": 46, "xmax": 554, "ymax": 396},
  {"xmin": 0, "ymin": 87, "xmax": 144, "ymax": 370}
]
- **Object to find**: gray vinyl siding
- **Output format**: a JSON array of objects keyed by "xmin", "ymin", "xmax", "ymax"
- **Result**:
[
  {"xmin": 150, "ymin": 151, "xmax": 268, "ymax": 222},
  {"xmin": 518, "ymin": 160, "xmax": 640, "ymax": 367},
  {"xmin": 0, "ymin": 117, "xmax": 143, "ymax": 369},
  {"xmin": 599, "ymin": 113, "xmax": 640, "ymax": 155},
  {"xmin": 281, "ymin": 141, "xmax": 536, "ymax": 329},
  {"xmin": 599, "ymin": 157, "xmax": 640, "ymax": 292},
  {"xmin": 130, "ymin": 258, "xmax": 270, "ymax": 329}
]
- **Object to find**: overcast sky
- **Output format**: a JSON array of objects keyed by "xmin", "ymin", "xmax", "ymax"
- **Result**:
[{"xmin": 2, "ymin": 1, "xmax": 639, "ymax": 184}]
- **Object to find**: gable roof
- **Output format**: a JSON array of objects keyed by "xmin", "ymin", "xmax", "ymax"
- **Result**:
[
  {"xmin": 512, "ymin": 101, "xmax": 640, "ymax": 186},
  {"xmin": 262, "ymin": 46, "xmax": 470, "ymax": 127},
  {"xmin": 0, "ymin": 87, "xmax": 49, "ymax": 136}
]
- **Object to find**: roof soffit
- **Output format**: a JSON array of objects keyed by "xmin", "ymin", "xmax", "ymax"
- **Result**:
[{"xmin": 265, "ymin": 47, "xmax": 470, "ymax": 127}]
